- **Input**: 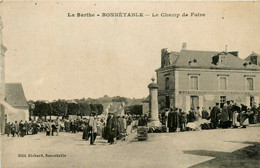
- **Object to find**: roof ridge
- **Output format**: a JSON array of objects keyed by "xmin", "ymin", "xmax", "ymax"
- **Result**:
[
  {"xmin": 5, "ymin": 82, "xmax": 22, "ymax": 85},
  {"xmin": 181, "ymin": 49, "xmax": 220, "ymax": 53}
]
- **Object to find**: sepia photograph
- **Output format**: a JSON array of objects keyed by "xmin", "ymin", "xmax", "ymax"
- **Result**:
[{"xmin": 0, "ymin": 1, "xmax": 260, "ymax": 168}]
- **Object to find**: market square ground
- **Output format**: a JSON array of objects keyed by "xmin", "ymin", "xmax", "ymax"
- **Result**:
[{"xmin": 1, "ymin": 125, "xmax": 260, "ymax": 168}]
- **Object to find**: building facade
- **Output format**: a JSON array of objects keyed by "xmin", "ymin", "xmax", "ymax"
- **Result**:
[{"xmin": 156, "ymin": 44, "xmax": 260, "ymax": 113}]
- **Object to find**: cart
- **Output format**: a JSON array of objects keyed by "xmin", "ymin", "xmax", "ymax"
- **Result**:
[{"xmin": 137, "ymin": 126, "xmax": 148, "ymax": 141}]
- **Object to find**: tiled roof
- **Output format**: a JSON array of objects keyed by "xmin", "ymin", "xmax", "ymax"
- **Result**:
[
  {"xmin": 5, "ymin": 83, "xmax": 28, "ymax": 108},
  {"xmin": 157, "ymin": 49, "xmax": 260, "ymax": 71}
]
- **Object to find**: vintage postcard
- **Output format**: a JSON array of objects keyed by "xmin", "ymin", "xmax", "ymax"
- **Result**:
[{"xmin": 1, "ymin": 1, "xmax": 260, "ymax": 168}]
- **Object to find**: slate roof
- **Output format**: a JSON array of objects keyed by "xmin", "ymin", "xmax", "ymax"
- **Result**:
[
  {"xmin": 157, "ymin": 49, "xmax": 260, "ymax": 71},
  {"xmin": 5, "ymin": 83, "xmax": 28, "ymax": 108}
]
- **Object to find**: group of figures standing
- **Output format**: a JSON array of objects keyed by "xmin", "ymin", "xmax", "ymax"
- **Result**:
[
  {"xmin": 4, "ymin": 113, "xmax": 137, "ymax": 146},
  {"xmin": 5, "ymin": 119, "xmax": 62, "ymax": 137},
  {"xmin": 82, "ymin": 113, "xmax": 134, "ymax": 145},
  {"xmin": 163, "ymin": 100, "xmax": 260, "ymax": 132}
]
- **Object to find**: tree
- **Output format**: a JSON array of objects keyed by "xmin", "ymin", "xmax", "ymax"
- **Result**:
[
  {"xmin": 67, "ymin": 102, "xmax": 79, "ymax": 115},
  {"xmin": 96, "ymin": 104, "xmax": 103, "ymax": 115},
  {"xmin": 90, "ymin": 104, "xmax": 97, "ymax": 113},
  {"xmin": 33, "ymin": 101, "xmax": 51, "ymax": 120},
  {"xmin": 78, "ymin": 101, "xmax": 91, "ymax": 117},
  {"xmin": 50, "ymin": 100, "xmax": 67, "ymax": 117},
  {"xmin": 128, "ymin": 105, "xmax": 142, "ymax": 115}
]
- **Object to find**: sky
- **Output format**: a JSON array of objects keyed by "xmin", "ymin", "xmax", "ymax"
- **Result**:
[{"xmin": 0, "ymin": 1, "xmax": 260, "ymax": 101}]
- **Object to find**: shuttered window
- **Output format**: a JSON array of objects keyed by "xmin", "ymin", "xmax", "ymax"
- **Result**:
[
  {"xmin": 190, "ymin": 76, "xmax": 198, "ymax": 90},
  {"xmin": 246, "ymin": 78, "xmax": 254, "ymax": 91}
]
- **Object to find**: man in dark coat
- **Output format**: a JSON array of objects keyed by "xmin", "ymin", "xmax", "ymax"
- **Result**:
[
  {"xmin": 25, "ymin": 121, "xmax": 30, "ymax": 135},
  {"xmin": 210, "ymin": 103, "xmax": 221, "ymax": 129},
  {"xmin": 31, "ymin": 121, "xmax": 38, "ymax": 135},
  {"xmin": 19, "ymin": 120, "xmax": 26, "ymax": 137},
  {"xmin": 201, "ymin": 107, "xmax": 209, "ymax": 119},
  {"xmin": 167, "ymin": 109, "xmax": 174, "ymax": 132},
  {"xmin": 106, "ymin": 113, "xmax": 116, "ymax": 144},
  {"xmin": 188, "ymin": 108, "xmax": 196, "ymax": 122},
  {"xmin": 227, "ymin": 101, "xmax": 233, "ymax": 128},
  {"xmin": 5, "ymin": 122, "xmax": 11, "ymax": 137},
  {"xmin": 168, "ymin": 108, "xmax": 179, "ymax": 132},
  {"xmin": 250, "ymin": 103, "xmax": 257, "ymax": 124},
  {"xmin": 220, "ymin": 103, "xmax": 229, "ymax": 128},
  {"xmin": 82, "ymin": 121, "xmax": 89, "ymax": 140},
  {"xmin": 11, "ymin": 123, "xmax": 16, "ymax": 137},
  {"xmin": 257, "ymin": 104, "xmax": 260, "ymax": 123}
]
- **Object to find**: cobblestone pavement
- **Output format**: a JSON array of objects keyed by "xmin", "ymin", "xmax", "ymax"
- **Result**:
[{"xmin": 1, "ymin": 125, "xmax": 260, "ymax": 168}]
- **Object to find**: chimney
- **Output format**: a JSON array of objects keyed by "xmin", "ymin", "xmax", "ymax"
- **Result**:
[{"xmin": 182, "ymin": 43, "xmax": 187, "ymax": 50}]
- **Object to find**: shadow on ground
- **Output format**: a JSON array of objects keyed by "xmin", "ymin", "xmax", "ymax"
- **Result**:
[{"xmin": 183, "ymin": 141, "xmax": 260, "ymax": 168}]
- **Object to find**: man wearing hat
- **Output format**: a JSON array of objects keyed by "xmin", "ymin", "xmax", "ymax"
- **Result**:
[
  {"xmin": 227, "ymin": 100, "xmax": 233, "ymax": 128},
  {"xmin": 210, "ymin": 103, "xmax": 221, "ymax": 129},
  {"xmin": 106, "ymin": 113, "xmax": 116, "ymax": 144},
  {"xmin": 89, "ymin": 112, "xmax": 97, "ymax": 145}
]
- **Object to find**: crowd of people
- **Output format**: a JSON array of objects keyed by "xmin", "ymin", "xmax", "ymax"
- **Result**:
[
  {"xmin": 4, "ymin": 100, "xmax": 260, "ymax": 145},
  {"xmin": 162, "ymin": 100, "xmax": 260, "ymax": 132},
  {"xmin": 82, "ymin": 113, "xmax": 136, "ymax": 145},
  {"xmin": 4, "ymin": 119, "xmax": 64, "ymax": 137},
  {"xmin": 4, "ymin": 113, "xmax": 138, "ymax": 145}
]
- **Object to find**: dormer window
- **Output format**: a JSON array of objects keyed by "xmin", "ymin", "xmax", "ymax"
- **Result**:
[
  {"xmin": 189, "ymin": 59, "xmax": 198, "ymax": 66},
  {"xmin": 212, "ymin": 52, "xmax": 228, "ymax": 66},
  {"xmin": 243, "ymin": 62, "xmax": 253, "ymax": 67}
]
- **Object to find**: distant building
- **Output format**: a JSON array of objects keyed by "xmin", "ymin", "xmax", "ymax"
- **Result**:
[
  {"xmin": 102, "ymin": 101, "xmax": 125, "ymax": 116},
  {"xmin": 156, "ymin": 43, "xmax": 260, "ymax": 113}
]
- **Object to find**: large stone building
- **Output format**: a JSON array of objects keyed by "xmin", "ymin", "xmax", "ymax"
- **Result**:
[{"xmin": 156, "ymin": 44, "xmax": 260, "ymax": 113}]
